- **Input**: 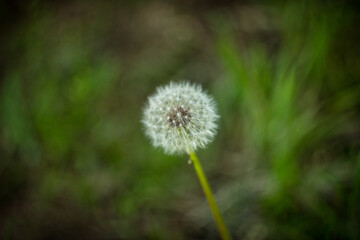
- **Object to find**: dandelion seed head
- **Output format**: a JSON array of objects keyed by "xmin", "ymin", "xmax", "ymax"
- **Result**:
[{"xmin": 142, "ymin": 82, "xmax": 219, "ymax": 155}]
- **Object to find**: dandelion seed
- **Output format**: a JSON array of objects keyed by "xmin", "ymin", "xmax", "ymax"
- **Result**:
[{"xmin": 142, "ymin": 82, "xmax": 219, "ymax": 155}]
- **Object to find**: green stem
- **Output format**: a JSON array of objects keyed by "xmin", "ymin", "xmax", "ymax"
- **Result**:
[{"xmin": 189, "ymin": 151, "xmax": 232, "ymax": 240}]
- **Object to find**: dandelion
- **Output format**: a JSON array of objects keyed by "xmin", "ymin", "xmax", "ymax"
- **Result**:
[{"xmin": 142, "ymin": 82, "xmax": 232, "ymax": 240}]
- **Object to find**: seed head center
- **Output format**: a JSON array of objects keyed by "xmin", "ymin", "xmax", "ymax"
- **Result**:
[{"xmin": 167, "ymin": 106, "xmax": 191, "ymax": 127}]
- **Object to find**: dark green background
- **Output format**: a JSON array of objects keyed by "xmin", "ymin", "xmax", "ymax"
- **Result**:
[{"xmin": 1, "ymin": 1, "xmax": 360, "ymax": 239}]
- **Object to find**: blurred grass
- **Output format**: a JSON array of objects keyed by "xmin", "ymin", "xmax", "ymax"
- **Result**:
[{"xmin": 1, "ymin": 1, "xmax": 360, "ymax": 239}]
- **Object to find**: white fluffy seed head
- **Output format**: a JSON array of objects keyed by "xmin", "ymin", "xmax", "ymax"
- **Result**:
[{"xmin": 142, "ymin": 82, "xmax": 219, "ymax": 155}]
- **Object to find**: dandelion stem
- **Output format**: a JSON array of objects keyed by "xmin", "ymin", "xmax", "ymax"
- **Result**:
[{"xmin": 189, "ymin": 151, "xmax": 232, "ymax": 240}]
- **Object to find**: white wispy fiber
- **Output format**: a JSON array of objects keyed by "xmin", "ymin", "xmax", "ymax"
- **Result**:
[{"xmin": 142, "ymin": 82, "xmax": 219, "ymax": 155}]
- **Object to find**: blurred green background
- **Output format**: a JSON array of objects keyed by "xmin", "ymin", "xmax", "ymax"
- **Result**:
[{"xmin": 1, "ymin": 0, "xmax": 360, "ymax": 239}]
